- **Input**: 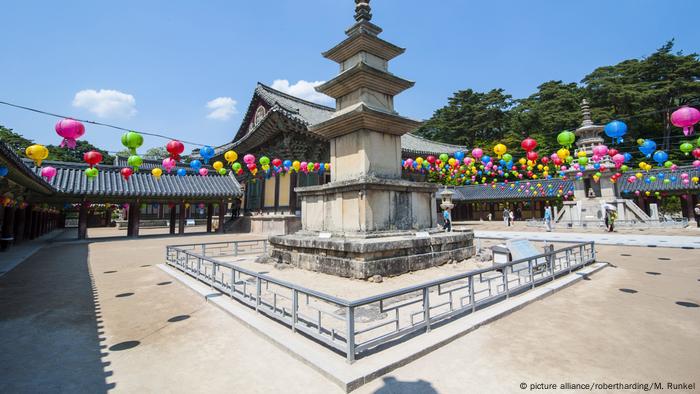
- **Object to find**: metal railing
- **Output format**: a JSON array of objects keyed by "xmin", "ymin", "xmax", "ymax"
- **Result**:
[
  {"xmin": 529, "ymin": 218, "xmax": 689, "ymax": 228},
  {"xmin": 165, "ymin": 239, "xmax": 595, "ymax": 363}
]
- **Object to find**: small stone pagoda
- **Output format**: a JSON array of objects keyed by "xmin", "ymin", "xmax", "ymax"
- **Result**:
[
  {"xmin": 558, "ymin": 100, "xmax": 656, "ymax": 225},
  {"xmin": 268, "ymin": 0, "xmax": 474, "ymax": 279}
]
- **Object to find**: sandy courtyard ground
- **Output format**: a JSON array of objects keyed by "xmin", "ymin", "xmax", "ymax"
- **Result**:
[{"xmin": 0, "ymin": 227, "xmax": 698, "ymax": 393}]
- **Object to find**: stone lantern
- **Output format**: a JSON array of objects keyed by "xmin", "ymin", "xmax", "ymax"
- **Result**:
[{"xmin": 439, "ymin": 187, "xmax": 454, "ymax": 211}]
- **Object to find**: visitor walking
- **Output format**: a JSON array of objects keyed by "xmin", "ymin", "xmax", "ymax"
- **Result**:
[
  {"xmin": 604, "ymin": 207, "xmax": 617, "ymax": 232},
  {"xmin": 443, "ymin": 209, "xmax": 452, "ymax": 232},
  {"xmin": 503, "ymin": 207, "xmax": 510, "ymax": 227},
  {"xmin": 509, "ymin": 210, "xmax": 515, "ymax": 226},
  {"xmin": 543, "ymin": 203, "xmax": 552, "ymax": 232},
  {"xmin": 693, "ymin": 204, "xmax": 700, "ymax": 228}
]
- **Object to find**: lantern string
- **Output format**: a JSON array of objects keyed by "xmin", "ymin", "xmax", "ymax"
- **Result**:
[{"xmin": 0, "ymin": 100, "xmax": 206, "ymax": 147}]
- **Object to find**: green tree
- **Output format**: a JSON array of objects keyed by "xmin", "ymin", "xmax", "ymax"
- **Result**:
[
  {"xmin": 46, "ymin": 140, "xmax": 113, "ymax": 165},
  {"xmin": 0, "ymin": 125, "xmax": 34, "ymax": 155},
  {"xmin": 144, "ymin": 146, "xmax": 168, "ymax": 159},
  {"xmin": 415, "ymin": 89, "xmax": 513, "ymax": 149}
]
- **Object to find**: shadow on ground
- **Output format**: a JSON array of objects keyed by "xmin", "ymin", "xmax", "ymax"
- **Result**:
[
  {"xmin": 0, "ymin": 243, "xmax": 113, "ymax": 392},
  {"xmin": 372, "ymin": 377, "xmax": 438, "ymax": 394}
]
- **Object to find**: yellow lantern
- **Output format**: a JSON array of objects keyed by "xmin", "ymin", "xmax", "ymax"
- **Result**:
[
  {"xmin": 213, "ymin": 161, "xmax": 224, "ymax": 171},
  {"xmin": 577, "ymin": 150, "xmax": 587, "ymax": 158},
  {"xmin": 556, "ymin": 148, "xmax": 570, "ymax": 160},
  {"xmin": 224, "ymin": 150, "xmax": 238, "ymax": 164},
  {"xmin": 25, "ymin": 144, "xmax": 49, "ymax": 167},
  {"xmin": 151, "ymin": 168, "xmax": 163, "ymax": 178},
  {"xmin": 493, "ymin": 144, "xmax": 507, "ymax": 158}
]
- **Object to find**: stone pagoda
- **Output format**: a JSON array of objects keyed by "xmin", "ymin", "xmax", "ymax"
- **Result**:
[
  {"xmin": 268, "ymin": 0, "xmax": 474, "ymax": 279},
  {"xmin": 558, "ymin": 100, "xmax": 655, "ymax": 225}
]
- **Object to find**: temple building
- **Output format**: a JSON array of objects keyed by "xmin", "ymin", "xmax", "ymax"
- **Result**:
[{"xmin": 207, "ymin": 82, "xmax": 466, "ymax": 233}]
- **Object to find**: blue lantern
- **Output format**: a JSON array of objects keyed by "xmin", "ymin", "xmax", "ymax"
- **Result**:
[
  {"xmin": 0, "ymin": 166, "xmax": 8, "ymax": 177},
  {"xmin": 176, "ymin": 168, "xmax": 187, "ymax": 177},
  {"xmin": 454, "ymin": 151, "xmax": 465, "ymax": 162},
  {"xmin": 604, "ymin": 120, "xmax": 627, "ymax": 144},
  {"xmin": 652, "ymin": 150, "xmax": 668, "ymax": 166},
  {"xmin": 199, "ymin": 146, "xmax": 215, "ymax": 164},
  {"xmin": 189, "ymin": 160, "xmax": 202, "ymax": 170},
  {"xmin": 639, "ymin": 140, "xmax": 657, "ymax": 157},
  {"xmin": 623, "ymin": 152, "xmax": 633, "ymax": 163}
]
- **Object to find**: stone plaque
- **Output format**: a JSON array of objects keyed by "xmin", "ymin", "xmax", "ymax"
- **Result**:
[
  {"xmin": 415, "ymin": 231, "xmax": 430, "ymax": 238},
  {"xmin": 319, "ymin": 232, "xmax": 332, "ymax": 239}
]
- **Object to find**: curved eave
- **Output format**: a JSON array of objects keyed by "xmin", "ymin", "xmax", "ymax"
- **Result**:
[
  {"xmin": 322, "ymin": 31, "xmax": 405, "ymax": 62},
  {"xmin": 315, "ymin": 62, "xmax": 414, "ymax": 98}
]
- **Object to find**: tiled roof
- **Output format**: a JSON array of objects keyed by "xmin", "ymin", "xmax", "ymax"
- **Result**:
[
  {"xmin": 401, "ymin": 133, "xmax": 467, "ymax": 156},
  {"xmin": 113, "ymin": 156, "xmax": 197, "ymax": 173},
  {"xmin": 0, "ymin": 141, "xmax": 55, "ymax": 194},
  {"xmin": 23, "ymin": 159, "xmax": 242, "ymax": 199},
  {"xmin": 619, "ymin": 166, "xmax": 700, "ymax": 194},
  {"xmin": 254, "ymin": 83, "xmax": 335, "ymax": 126},
  {"xmin": 449, "ymin": 179, "xmax": 574, "ymax": 201}
]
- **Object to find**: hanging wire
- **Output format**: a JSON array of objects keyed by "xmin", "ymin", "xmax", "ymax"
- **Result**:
[{"xmin": 0, "ymin": 100, "xmax": 207, "ymax": 147}]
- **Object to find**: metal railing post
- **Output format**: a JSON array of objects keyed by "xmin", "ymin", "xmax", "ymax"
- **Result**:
[
  {"xmin": 292, "ymin": 290, "xmax": 298, "ymax": 332},
  {"xmin": 423, "ymin": 287, "xmax": 431, "ymax": 333},
  {"xmin": 202, "ymin": 244, "xmax": 207, "ymax": 257},
  {"xmin": 566, "ymin": 249, "xmax": 572, "ymax": 273},
  {"xmin": 469, "ymin": 276, "xmax": 475, "ymax": 312},
  {"xmin": 346, "ymin": 306, "xmax": 355, "ymax": 363},
  {"xmin": 234, "ymin": 242, "xmax": 238, "ymax": 256},
  {"xmin": 211, "ymin": 263, "xmax": 216, "ymax": 289},
  {"xmin": 503, "ymin": 266, "xmax": 509, "ymax": 298},
  {"xmin": 197, "ymin": 257, "xmax": 201, "ymax": 278},
  {"xmin": 230, "ymin": 267, "xmax": 235, "ymax": 298},
  {"xmin": 529, "ymin": 260, "xmax": 535, "ymax": 289},
  {"xmin": 591, "ymin": 242, "xmax": 596, "ymax": 262},
  {"xmin": 255, "ymin": 277, "xmax": 261, "ymax": 312}
]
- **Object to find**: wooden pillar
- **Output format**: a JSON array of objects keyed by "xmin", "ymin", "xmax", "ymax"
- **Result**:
[
  {"xmin": 169, "ymin": 205, "xmax": 177, "ymax": 235},
  {"xmin": 274, "ymin": 174, "xmax": 280, "ymax": 214},
  {"xmin": 24, "ymin": 206, "xmax": 33, "ymax": 239},
  {"xmin": 126, "ymin": 205, "xmax": 134, "ymax": 237},
  {"xmin": 1, "ymin": 206, "xmax": 16, "ymax": 251},
  {"xmin": 289, "ymin": 172, "xmax": 298, "ymax": 213},
  {"xmin": 58, "ymin": 211, "xmax": 65, "ymax": 229},
  {"xmin": 260, "ymin": 177, "xmax": 266, "ymax": 213},
  {"xmin": 133, "ymin": 201, "xmax": 141, "ymax": 237},
  {"xmin": 78, "ymin": 204, "xmax": 88, "ymax": 240},
  {"xmin": 530, "ymin": 200, "xmax": 536, "ymax": 218},
  {"xmin": 13, "ymin": 207, "xmax": 25, "ymax": 244},
  {"xmin": 206, "ymin": 203, "xmax": 214, "ymax": 233},
  {"xmin": 217, "ymin": 200, "xmax": 226, "ymax": 233},
  {"xmin": 178, "ymin": 202, "xmax": 186, "ymax": 235}
]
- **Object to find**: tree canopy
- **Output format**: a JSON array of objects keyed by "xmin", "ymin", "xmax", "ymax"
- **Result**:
[{"xmin": 416, "ymin": 40, "xmax": 700, "ymax": 164}]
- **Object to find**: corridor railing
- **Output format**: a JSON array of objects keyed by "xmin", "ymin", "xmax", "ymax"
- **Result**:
[{"xmin": 165, "ymin": 239, "xmax": 595, "ymax": 363}]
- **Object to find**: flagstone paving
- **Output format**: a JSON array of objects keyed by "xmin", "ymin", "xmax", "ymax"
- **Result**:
[{"xmin": 0, "ymin": 228, "xmax": 698, "ymax": 393}]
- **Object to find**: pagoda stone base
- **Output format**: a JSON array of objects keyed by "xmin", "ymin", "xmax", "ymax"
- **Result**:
[{"xmin": 268, "ymin": 230, "xmax": 474, "ymax": 279}]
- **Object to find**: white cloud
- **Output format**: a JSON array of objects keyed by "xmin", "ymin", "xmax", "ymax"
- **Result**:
[
  {"xmin": 271, "ymin": 79, "xmax": 334, "ymax": 105},
  {"xmin": 72, "ymin": 89, "xmax": 137, "ymax": 118},
  {"xmin": 206, "ymin": 97, "xmax": 238, "ymax": 120}
]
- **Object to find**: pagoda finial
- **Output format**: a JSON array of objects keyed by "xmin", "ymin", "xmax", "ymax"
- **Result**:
[
  {"xmin": 354, "ymin": 0, "xmax": 372, "ymax": 22},
  {"xmin": 581, "ymin": 99, "xmax": 593, "ymax": 127}
]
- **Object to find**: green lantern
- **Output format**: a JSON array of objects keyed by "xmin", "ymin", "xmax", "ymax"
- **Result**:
[
  {"xmin": 127, "ymin": 155, "xmax": 143, "ymax": 172},
  {"xmin": 680, "ymin": 142, "xmax": 694, "ymax": 155},
  {"xmin": 556, "ymin": 131, "xmax": 576, "ymax": 148},
  {"xmin": 121, "ymin": 131, "xmax": 144, "ymax": 155}
]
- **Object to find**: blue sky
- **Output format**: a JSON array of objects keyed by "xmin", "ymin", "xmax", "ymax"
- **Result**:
[{"xmin": 1, "ymin": 0, "xmax": 697, "ymax": 153}]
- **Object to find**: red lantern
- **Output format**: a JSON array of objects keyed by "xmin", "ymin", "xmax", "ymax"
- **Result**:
[
  {"xmin": 541, "ymin": 157, "xmax": 549, "ymax": 164},
  {"xmin": 692, "ymin": 148, "xmax": 700, "ymax": 159},
  {"xmin": 120, "ymin": 167, "xmax": 134, "ymax": 180},
  {"xmin": 166, "ymin": 140, "xmax": 185, "ymax": 161},
  {"xmin": 608, "ymin": 148, "xmax": 619, "ymax": 157},
  {"xmin": 426, "ymin": 155, "xmax": 436, "ymax": 164},
  {"xmin": 83, "ymin": 151, "xmax": 103, "ymax": 168},
  {"xmin": 272, "ymin": 158, "xmax": 282, "ymax": 167},
  {"xmin": 521, "ymin": 137, "xmax": 537, "ymax": 152},
  {"xmin": 526, "ymin": 151, "xmax": 538, "ymax": 161}
]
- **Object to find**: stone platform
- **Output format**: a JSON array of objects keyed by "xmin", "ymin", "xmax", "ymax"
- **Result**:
[{"xmin": 268, "ymin": 230, "xmax": 474, "ymax": 279}]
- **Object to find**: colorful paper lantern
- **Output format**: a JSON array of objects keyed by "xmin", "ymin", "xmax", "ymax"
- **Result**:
[{"xmin": 55, "ymin": 118, "xmax": 85, "ymax": 149}]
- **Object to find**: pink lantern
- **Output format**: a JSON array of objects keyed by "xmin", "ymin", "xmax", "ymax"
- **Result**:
[
  {"xmin": 300, "ymin": 161, "xmax": 308, "ymax": 173},
  {"xmin": 592, "ymin": 145, "xmax": 608, "ymax": 157},
  {"xmin": 612, "ymin": 154, "xmax": 625, "ymax": 167},
  {"xmin": 199, "ymin": 168, "xmax": 208, "ymax": 176},
  {"xmin": 671, "ymin": 106, "xmax": 700, "ymax": 137},
  {"xmin": 41, "ymin": 166, "xmax": 57, "ymax": 181},
  {"xmin": 471, "ymin": 148, "xmax": 483, "ymax": 159},
  {"xmin": 55, "ymin": 118, "xmax": 85, "ymax": 149},
  {"xmin": 243, "ymin": 154, "xmax": 255, "ymax": 164},
  {"xmin": 694, "ymin": 160, "xmax": 700, "ymax": 169},
  {"xmin": 162, "ymin": 157, "xmax": 176, "ymax": 173}
]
